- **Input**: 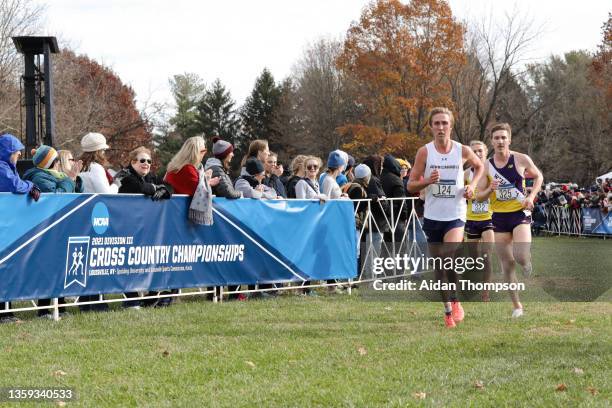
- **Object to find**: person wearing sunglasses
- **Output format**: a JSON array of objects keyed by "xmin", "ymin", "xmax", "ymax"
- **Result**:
[
  {"xmin": 116, "ymin": 146, "xmax": 172, "ymax": 201},
  {"xmin": 115, "ymin": 146, "xmax": 173, "ymax": 309},
  {"xmin": 295, "ymin": 156, "xmax": 327, "ymax": 200}
]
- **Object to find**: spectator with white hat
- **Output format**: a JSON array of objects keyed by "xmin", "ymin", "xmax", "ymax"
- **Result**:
[
  {"xmin": 78, "ymin": 132, "xmax": 119, "ymax": 194},
  {"xmin": 77, "ymin": 132, "xmax": 118, "ymax": 312}
]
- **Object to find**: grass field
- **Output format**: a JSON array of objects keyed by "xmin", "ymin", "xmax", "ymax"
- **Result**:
[
  {"xmin": 0, "ymin": 297, "xmax": 610, "ymax": 407},
  {"xmin": 0, "ymin": 236, "xmax": 610, "ymax": 407}
]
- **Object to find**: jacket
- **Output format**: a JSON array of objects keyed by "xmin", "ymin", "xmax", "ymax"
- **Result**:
[
  {"xmin": 285, "ymin": 175, "xmax": 301, "ymax": 199},
  {"xmin": 235, "ymin": 175, "xmax": 277, "ymax": 199},
  {"xmin": 23, "ymin": 167, "xmax": 76, "ymax": 193},
  {"xmin": 118, "ymin": 165, "xmax": 173, "ymax": 196},
  {"xmin": 264, "ymin": 174, "xmax": 287, "ymax": 198},
  {"xmin": 79, "ymin": 162, "xmax": 118, "ymax": 194},
  {"xmin": 367, "ymin": 176, "xmax": 389, "ymax": 232},
  {"xmin": 164, "ymin": 164, "xmax": 199, "ymax": 196},
  {"xmin": 381, "ymin": 154, "xmax": 410, "ymax": 221},
  {"xmin": 0, "ymin": 134, "xmax": 33, "ymax": 193},
  {"xmin": 204, "ymin": 158, "xmax": 241, "ymax": 199}
]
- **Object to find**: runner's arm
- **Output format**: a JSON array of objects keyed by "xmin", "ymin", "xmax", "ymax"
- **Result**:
[
  {"xmin": 520, "ymin": 153, "xmax": 543, "ymax": 203},
  {"xmin": 475, "ymin": 166, "xmax": 492, "ymax": 202},
  {"xmin": 407, "ymin": 147, "xmax": 431, "ymax": 193},
  {"xmin": 462, "ymin": 146, "xmax": 484, "ymax": 198}
]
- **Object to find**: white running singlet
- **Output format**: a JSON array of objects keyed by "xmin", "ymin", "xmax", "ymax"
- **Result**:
[{"xmin": 423, "ymin": 140, "xmax": 466, "ymax": 221}]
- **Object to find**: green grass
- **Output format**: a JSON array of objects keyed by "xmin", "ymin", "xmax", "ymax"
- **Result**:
[{"xmin": 0, "ymin": 296, "xmax": 610, "ymax": 407}]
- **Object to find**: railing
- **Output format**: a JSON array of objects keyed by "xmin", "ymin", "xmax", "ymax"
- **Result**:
[{"xmin": 539, "ymin": 205, "xmax": 610, "ymax": 238}]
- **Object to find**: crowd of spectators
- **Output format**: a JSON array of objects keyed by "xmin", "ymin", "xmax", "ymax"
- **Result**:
[{"xmin": 535, "ymin": 180, "xmax": 612, "ymax": 214}]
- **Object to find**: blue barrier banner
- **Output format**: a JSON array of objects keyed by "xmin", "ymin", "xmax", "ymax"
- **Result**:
[
  {"xmin": 581, "ymin": 208, "xmax": 603, "ymax": 234},
  {"xmin": 593, "ymin": 211, "xmax": 612, "ymax": 235},
  {"xmin": 0, "ymin": 194, "xmax": 357, "ymax": 302}
]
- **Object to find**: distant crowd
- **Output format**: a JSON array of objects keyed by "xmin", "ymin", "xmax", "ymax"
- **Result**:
[{"xmin": 535, "ymin": 181, "xmax": 612, "ymax": 214}]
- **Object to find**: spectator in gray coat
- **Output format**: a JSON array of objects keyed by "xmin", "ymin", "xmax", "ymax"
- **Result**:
[
  {"xmin": 204, "ymin": 137, "xmax": 242, "ymax": 199},
  {"xmin": 235, "ymin": 158, "xmax": 278, "ymax": 199}
]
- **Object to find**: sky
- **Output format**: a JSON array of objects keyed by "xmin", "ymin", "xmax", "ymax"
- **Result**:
[{"xmin": 39, "ymin": 0, "xmax": 610, "ymax": 111}]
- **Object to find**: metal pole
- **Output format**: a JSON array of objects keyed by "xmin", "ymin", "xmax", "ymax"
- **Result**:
[
  {"xmin": 43, "ymin": 42, "xmax": 55, "ymax": 147},
  {"xmin": 52, "ymin": 297, "xmax": 59, "ymax": 321},
  {"xmin": 23, "ymin": 53, "xmax": 36, "ymax": 156}
]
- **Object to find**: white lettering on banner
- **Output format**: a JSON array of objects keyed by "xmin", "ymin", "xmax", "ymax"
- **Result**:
[
  {"xmin": 82, "ymin": 237, "xmax": 246, "ymax": 269},
  {"xmin": 171, "ymin": 244, "xmax": 245, "ymax": 264},
  {"xmin": 127, "ymin": 246, "xmax": 171, "ymax": 266},
  {"xmin": 89, "ymin": 246, "xmax": 125, "ymax": 267},
  {"xmin": 92, "ymin": 217, "xmax": 109, "ymax": 227}
]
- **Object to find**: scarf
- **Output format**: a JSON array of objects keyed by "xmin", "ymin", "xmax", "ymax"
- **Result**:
[
  {"xmin": 189, "ymin": 167, "xmax": 213, "ymax": 225},
  {"xmin": 43, "ymin": 168, "xmax": 66, "ymax": 179}
]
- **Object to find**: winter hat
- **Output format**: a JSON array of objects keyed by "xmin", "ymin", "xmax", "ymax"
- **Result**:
[
  {"xmin": 81, "ymin": 132, "xmax": 109, "ymax": 152},
  {"xmin": 396, "ymin": 158, "xmax": 411, "ymax": 169},
  {"xmin": 337, "ymin": 174, "xmax": 348, "ymax": 188},
  {"xmin": 0, "ymin": 133, "xmax": 24, "ymax": 154},
  {"xmin": 31, "ymin": 145, "xmax": 58, "ymax": 169},
  {"xmin": 354, "ymin": 164, "xmax": 371, "ymax": 180},
  {"xmin": 327, "ymin": 150, "xmax": 346, "ymax": 169},
  {"xmin": 347, "ymin": 155, "xmax": 355, "ymax": 170},
  {"xmin": 245, "ymin": 158, "xmax": 265, "ymax": 176},
  {"xmin": 212, "ymin": 137, "xmax": 233, "ymax": 160}
]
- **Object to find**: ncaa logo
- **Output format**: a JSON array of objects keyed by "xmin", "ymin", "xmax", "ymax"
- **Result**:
[{"xmin": 91, "ymin": 202, "xmax": 110, "ymax": 234}]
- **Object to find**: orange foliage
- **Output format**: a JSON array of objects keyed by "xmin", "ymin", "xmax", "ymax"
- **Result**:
[
  {"xmin": 337, "ymin": 0, "xmax": 465, "ymax": 159},
  {"xmin": 590, "ymin": 13, "xmax": 612, "ymax": 111},
  {"xmin": 53, "ymin": 50, "xmax": 152, "ymax": 167}
]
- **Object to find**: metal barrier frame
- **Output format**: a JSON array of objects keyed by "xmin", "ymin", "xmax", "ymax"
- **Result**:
[{"xmin": 540, "ymin": 205, "xmax": 610, "ymax": 238}]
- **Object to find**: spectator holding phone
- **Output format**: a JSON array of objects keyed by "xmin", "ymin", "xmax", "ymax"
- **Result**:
[{"xmin": 264, "ymin": 151, "xmax": 286, "ymax": 198}]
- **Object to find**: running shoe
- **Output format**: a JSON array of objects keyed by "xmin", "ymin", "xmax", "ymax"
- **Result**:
[
  {"xmin": 451, "ymin": 300, "xmax": 464, "ymax": 322},
  {"xmin": 512, "ymin": 308, "xmax": 524, "ymax": 318},
  {"xmin": 444, "ymin": 314, "xmax": 456, "ymax": 328}
]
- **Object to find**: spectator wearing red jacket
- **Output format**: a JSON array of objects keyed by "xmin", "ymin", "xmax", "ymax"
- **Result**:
[
  {"xmin": 164, "ymin": 135, "xmax": 219, "ymax": 196},
  {"xmin": 162, "ymin": 135, "xmax": 219, "ymax": 305}
]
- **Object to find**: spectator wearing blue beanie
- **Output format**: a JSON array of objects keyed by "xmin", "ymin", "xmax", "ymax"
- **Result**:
[{"xmin": 321, "ymin": 150, "xmax": 347, "ymax": 199}]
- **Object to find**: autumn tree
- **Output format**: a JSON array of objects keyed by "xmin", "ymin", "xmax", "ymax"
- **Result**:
[
  {"xmin": 197, "ymin": 78, "xmax": 240, "ymax": 146},
  {"xmin": 337, "ymin": 0, "xmax": 465, "ymax": 160},
  {"xmin": 52, "ymin": 50, "xmax": 152, "ymax": 167}
]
